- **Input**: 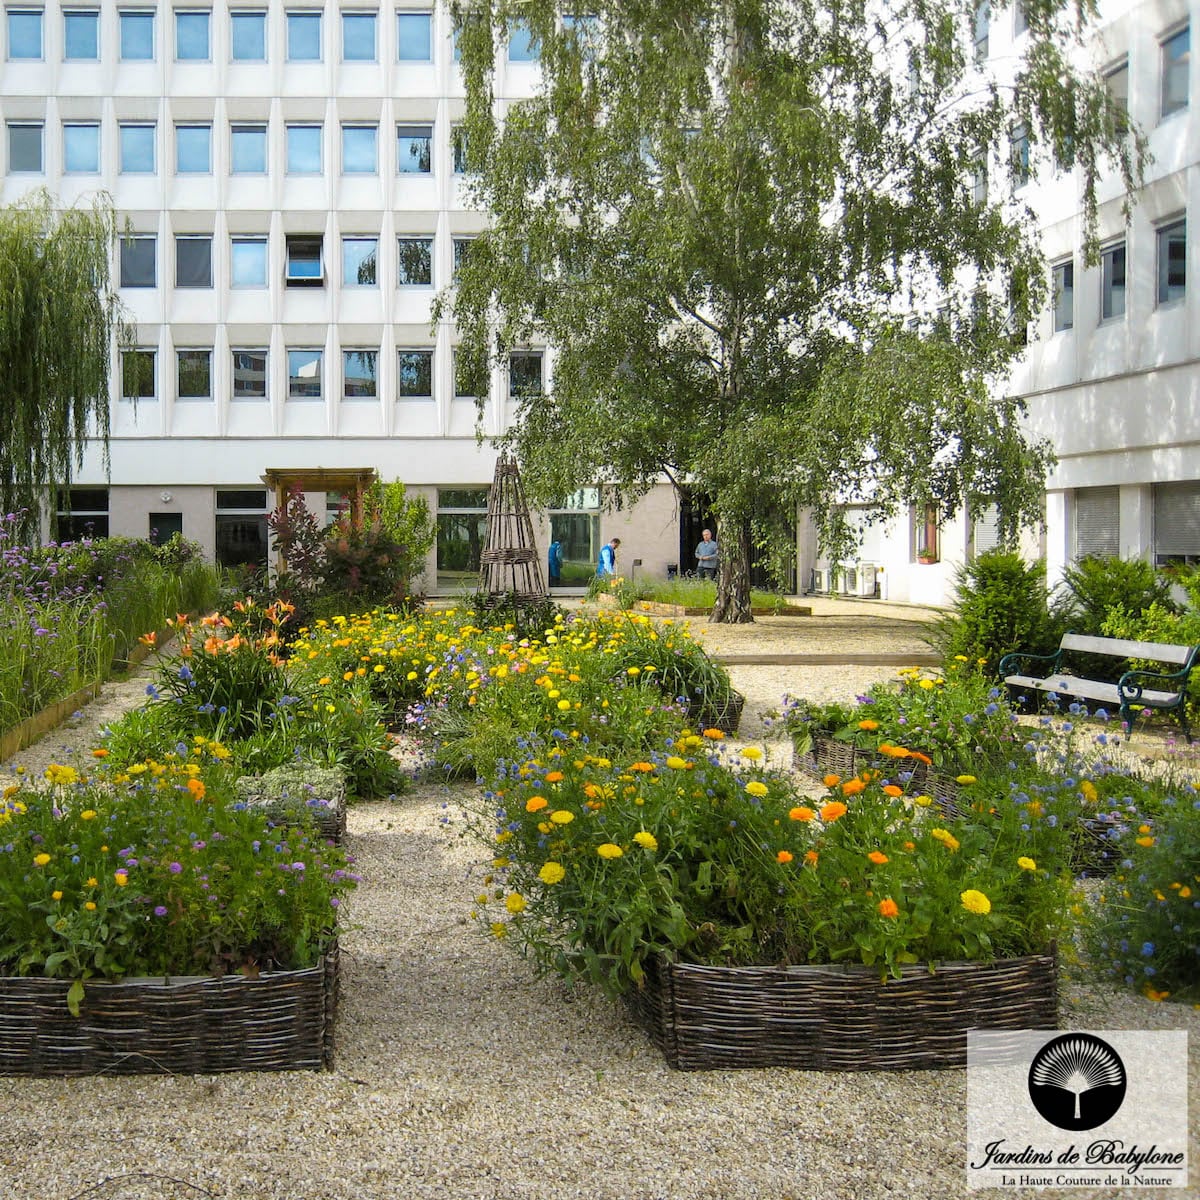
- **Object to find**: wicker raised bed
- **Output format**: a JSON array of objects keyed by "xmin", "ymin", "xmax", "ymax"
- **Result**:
[
  {"xmin": 235, "ymin": 765, "xmax": 347, "ymax": 841},
  {"xmin": 0, "ymin": 944, "xmax": 338, "ymax": 1077},
  {"xmin": 796, "ymin": 733, "xmax": 931, "ymax": 789},
  {"xmin": 628, "ymin": 949, "xmax": 1057, "ymax": 1071},
  {"xmin": 689, "ymin": 690, "xmax": 746, "ymax": 736}
]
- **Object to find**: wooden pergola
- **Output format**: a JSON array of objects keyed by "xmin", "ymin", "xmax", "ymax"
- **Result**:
[{"xmin": 261, "ymin": 467, "xmax": 378, "ymax": 529}]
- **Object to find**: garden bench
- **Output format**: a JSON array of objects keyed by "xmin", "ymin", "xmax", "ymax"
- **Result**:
[{"xmin": 999, "ymin": 633, "xmax": 1199, "ymax": 742}]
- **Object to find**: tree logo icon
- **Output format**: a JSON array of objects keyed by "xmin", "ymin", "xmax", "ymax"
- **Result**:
[{"xmin": 1028, "ymin": 1033, "xmax": 1127, "ymax": 1131}]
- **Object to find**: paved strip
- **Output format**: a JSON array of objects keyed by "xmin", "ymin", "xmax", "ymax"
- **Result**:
[{"xmin": 715, "ymin": 652, "xmax": 941, "ymax": 666}]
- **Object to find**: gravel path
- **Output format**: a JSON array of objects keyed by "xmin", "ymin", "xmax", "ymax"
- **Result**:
[{"xmin": 0, "ymin": 612, "xmax": 1197, "ymax": 1200}]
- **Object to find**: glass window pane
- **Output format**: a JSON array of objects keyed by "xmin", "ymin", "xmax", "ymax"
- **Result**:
[
  {"xmin": 120, "ymin": 10, "xmax": 154, "ymax": 59},
  {"xmin": 342, "ymin": 237, "xmax": 377, "ymax": 286},
  {"xmin": 231, "ymin": 237, "xmax": 267, "ymax": 287},
  {"xmin": 1105, "ymin": 61, "xmax": 1129, "ymax": 124},
  {"xmin": 509, "ymin": 353, "xmax": 543, "ymax": 396},
  {"xmin": 1157, "ymin": 220, "xmax": 1186, "ymax": 305},
  {"xmin": 231, "ymin": 124, "xmax": 266, "ymax": 173},
  {"xmin": 63, "ymin": 123, "xmax": 100, "ymax": 173},
  {"xmin": 397, "ymin": 349, "xmax": 432, "ymax": 397},
  {"xmin": 396, "ymin": 11, "xmax": 430, "ymax": 60},
  {"xmin": 342, "ymin": 124, "xmax": 376, "ymax": 173},
  {"xmin": 287, "ymin": 124, "xmax": 322, "ymax": 173},
  {"xmin": 122, "ymin": 350, "xmax": 155, "ymax": 398},
  {"xmin": 215, "ymin": 514, "xmax": 267, "ymax": 568},
  {"xmin": 1161, "ymin": 27, "xmax": 1190, "ymax": 118},
  {"xmin": 176, "ymin": 123, "xmax": 211, "ymax": 172},
  {"xmin": 397, "ymin": 236, "xmax": 432, "ymax": 284},
  {"xmin": 175, "ymin": 237, "xmax": 212, "ymax": 287},
  {"xmin": 1101, "ymin": 242, "xmax": 1126, "ymax": 320},
  {"xmin": 230, "ymin": 10, "xmax": 265, "ymax": 60},
  {"xmin": 507, "ymin": 18, "xmax": 538, "ymax": 61},
  {"xmin": 343, "ymin": 350, "xmax": 377, "ymax": 397},
  {"xmin": 8, "ymin": 123, "xmax": 42, "ymax": 172},
  {"xmin": 288, "ymin": 348, "xmax": 323, "ymax": 398},
  {"xmin": 119, "ymin": 123, "xmax": 155, "ymax": 172},
  {"xmin": 452, "ymin": 236, "xmax": 473, "ymax": 279},
  {"xmin": 1052, "ymin": 261, "xmax": 1073, "ymax": 332},
  {"xmin": 177, "ymin": 349, "xmax": 211, "ymax": 398},
  {"xmin": 64, "ymin": 10, "xmax": 98, "ymax": 59},
  {"xmin": 120, "ymin": 236, "xmax": 156, "ymax": 286},
  {"xmin": 8, "ymin": 9, "xmax": 42, "ymax": 58},
  {"xmin": 342, "ymin": 11, "xmax": 374, "ymax": 60},
  {"xmin": 232, "ymin": 349, "xmax": 267, "ymax": 398},
  {"xmin": 175, "ymin": 10, "xmax": 210, "ymax": 60},
  {"xmin": 287, "ymin": 10, "xmax": 320, "ymax": 60},
  {"xmin": 436, "ymin": 512, "xmax": 485, "ymax": 587},
  {"xmin": 396, "ymin": 124, "xmax": 431, "ymax": 173},
  {"xmin": 286, "ymin": 236, "xmax": 322, "ymax": 280}
]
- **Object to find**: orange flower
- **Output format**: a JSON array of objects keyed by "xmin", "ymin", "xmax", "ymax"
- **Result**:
[
  {"xmin": 840, "ymin": 778, "xmax": 865, "ymax": 797},
  {"xmin": 857, "ymin": 719, "xmax": 879, "ymax": 731},
  {"xmin": 525, "ymin": 796, "xmax": 548, "ymax": 813},
  {"xmin": 137, "ymin": 631, "xmax": 157, "ymax": 647},
  {"xmin": 820, "ymin": 801, "xmax": 848, "ymax": 822},
  {"xmin": 776, "ymin": 850, "xmax": 794, "ymax": 864},
  {"xmin": 203, "ymin": 636, "xmax": 223, "ymax": 655},
  {"xmin": 186, "ymin": 778, "xmax": 206, "ymax": 801},
  {"xmin": 867, "ymin": 850, "xmax": 889, "ymax": 865},
  {"xmin": 91, "ymin": 748, "xmax": 109, "ymax": 759},
  {"xmin": 822, "ymin": 773, "xmax": 841, "ymax": 787},
  {"xmin": 909, "ymin": 751, "xmax": 933, "ymax": 766},
  {"xmin": 882, "ymin": 784, "xmax": 903, "ymax": 798},
  {"xmin": 877, "ymin": 898, "xmax": 899, "ymax": 919},
  {"xmin": 789, "ymin": 806, "xmax": 815, "ymax": 822},
  {"xmin": 804, "ymin": 850, "xmax": 819, "ymax": 867},
  {"xmin": 544, "ymin": 770, "xmax": 564, "ymax": 784}
]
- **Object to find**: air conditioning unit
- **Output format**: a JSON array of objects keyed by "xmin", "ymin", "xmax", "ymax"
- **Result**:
[
  {"xmin": 839, "ymin": 564, "xmax": 858, "ymax": 595},
  {"xmin": 810, "ymin": 567, "xmax": 831, "ymax": 594},
  {"xmin": 855, "ymin": 562, "xmax": 878, "ymax": 597}
]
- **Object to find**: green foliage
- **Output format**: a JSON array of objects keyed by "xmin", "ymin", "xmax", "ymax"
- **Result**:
[
  {"xmin": 1101, "ymin": 602, "xmax": 1200, "ymax": 723},
  {"xmin": 1053, "ymin": 555, "xmax": 1176, "ymax": 635},
  {"xmin": 444, "ymin": 0, "xmax": 1141, "ymax": 619},
  {"xmin": 364, "ymin": 479, "xmax": 435, "ymax": 593},
  {"xmin": 928, "ymin": 551, "xmax": 1063, "ymax": 668},
  {"xmin": 0, "ymin": 191, "xmax": 132, "ymax": 539},
  {"xmin": 468, "ymin": 589, "xmax": 561, "ymax": 640}
]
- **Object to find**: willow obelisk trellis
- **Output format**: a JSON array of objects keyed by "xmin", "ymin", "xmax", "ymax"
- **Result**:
[{"xmin": 480, "ymin": 454, "xmax": 547, "ymax": 606}]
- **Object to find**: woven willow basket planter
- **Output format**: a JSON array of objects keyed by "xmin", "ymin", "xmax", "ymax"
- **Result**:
[
  {"xmin": 797, "ymin": 734, "xmax": 931, "ymax": 790},
  {"xmin": 235, "ymin": 765, "xmax": 347, "ymax": 841},
  {"xmin": 629, "ymin": 950, "xmax": 1057, "ymax": 1071},
  {"xmin": 0, "ymin": 944, "xmax": 338, "ymax": 1077},
  {"xmin": 688, "ymin": 690, "xmax": 746, "ymax": 736}
]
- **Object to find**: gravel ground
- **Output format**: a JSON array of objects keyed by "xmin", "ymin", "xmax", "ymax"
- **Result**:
[{"xmin": 0, "ymin": 614, "xmax": 1197, "ymax": 1200}]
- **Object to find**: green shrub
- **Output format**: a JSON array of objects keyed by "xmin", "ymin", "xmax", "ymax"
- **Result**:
[
  {"xmin": 1101, "ymin": 602, "xmax": 1200, "ymax": 724},
  {"xmin": 1053, "ymin": 555, "xmax": 1175, "ymax": 635}
]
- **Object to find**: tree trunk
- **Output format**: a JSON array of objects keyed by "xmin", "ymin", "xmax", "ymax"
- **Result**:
[{"xmin": 711, "ymin": 516, "xmax": 754, "ymax": 623}]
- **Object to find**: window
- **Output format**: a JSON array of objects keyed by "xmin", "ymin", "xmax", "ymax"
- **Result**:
[
  {"xmin": 286, "ymin": 123, "xmax": 322, "ymax": 173},
  {"xmin": 230, "ymin": 9, "xmax": 265, "ymax": 60},
  {"xmin": 176, "ymin": 348, "xmax": 211, "ymax": 399},
  {"xmin": 972, "ymin": 1, "xmax": 988, "ymax": 62},
  {"xmin": 286, "ymin": 9, "xmax": 320, "ymax": 60},
  {"xmin": 120, "ymin": 235, "xmax": 155, "ymax": 287},
  {"xmin": 396, "ymin": 123, "xmax": 431, "ymax": 173},
  {"xmin": 1153, "ymin": 482, "xmax": 1200, "ymax": 566},
  {"xmin": 232, "ymin": 349, "xmax": 267, "ymax": 399},
  {"xmin": 63, "ymin": 8, "xmax": 98, "ymax": 58},
  {"xmin": 342, "ymin": 124, "xmax": 377, "ymax": 173},
  {"xmin": 970, "ymin": 159, "xmax": 987, "ymax": 206},
  {"xmin": 288, "ymin": 348, "xmax": 323, "ymax": 398},
  {"xmin": 451, "ymin": 124, "xmax": 468, "ymax": 173},
  {"xmin": 55, "ymin": 488, "xmax": 109, "ymax": 540},
  {"xmin": 344, "ymin": 350, "xmax": 378, "ymax": 398},
  {"xmin": 397, "ymin": 236, "xmax": 433, "ymax": 284},
  {"xmin": 121, "ymin": 349, "xmax": 155, "ymax": 399},
  {"xmin": 230, "ymin": 123, "xmax": 267, "ymax": 173},
  {"xmin": 509, "ymin": 352, "xmax": 543, "ymax": 398},
  {"xmin": 231, "ymin": 236, "xmax": 267, "ymax": 286},
  {"xmin": 1009, "ymin": 122, "xmax": 1030, "ymax": 187},
  {"xmin": 452, "ymin": 235, "xmax": 473, "ymax": 280},
  {"xmin": 175, "ymin": 236, "xmax": 212, "ymax": 287},
  {"xmin": 436, "ymin": 487, "xmax": 488, "ymax": 589},
  {"xmin": 1075, "ymin": 486, "xmax": 1119, "ymax": 560},
  {"xmin": 1161, "ymin": 26, "xmax": 1190, "ymax": 118},
  {"xmin": 507, "ymin": 17, "xmax": 538, "ymax": 61},
  {"xmin": 1012, "ymin": 0, "xmax": 1026, "ymax": 36},
  {"xmin": 1100, "ymin": 241, "xmax": 1126, "ymax": 320},
  {"xmin": 342, "ymin": 10, "xmax": 374, "ymax": 60},
  {"xmin": 175, "ymin": 9, "xmax": 210, "ymax": 60},
  {"xmin": 1051, "ymin": 260, "xmax": 1073, "ymax": 332},
  {"xmin": 8, "ymin": 122, "xmax": 42, "ymax": 172},
  {"xmin": 396, "ymin": 10, "xmax": 430, "ymax": 60},
  {"xmin": 1105, "ymin": 59, "xmax": 1129, "ymax": 130},
  {"xmin": 175, "ymin": 123, "xmax": 211, "ymax": 173},
  {"xmin": 453, "ymin": 349, "xmax": 477, "ymax": 397},
  {"xmin": 149, "ymin": 512, "xmax": 183, "ymax": 544},
  {"xmin": 119, "ymin": 9, "xmax": 154, "ymax": 59},
  {"xmin": 914, "ymin": 503, "xmax": 940, "ymax": 563},
  {"xmin": 215, "ymin": 489, "xmax": 268, "ymax": 569},
  {"xmin": 119, "ymin": 122, "xmax": 155, "ymax": 173},
  {"xmin": 63, "ymin": 122, "xmax": 99, "ymax": 173},
  {"xmin": 285, "ymin": 235, "xmax": 323, "ymax": 284},
  {"xmin": 1157, "ymin": 219, "xmax": 1186, "ymax": 305},
  {"xmin": 397, "ymin": 349, "xmax": 432, "ymax": 398},
  {"xmin": 7, "ymin": 8, "xmax": 42, "ymax": 59},
  {"xmin": 342, "ymin": 237, "xmax": 377, "ymax": 286}
]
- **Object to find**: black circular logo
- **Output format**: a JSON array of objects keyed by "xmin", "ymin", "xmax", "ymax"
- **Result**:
[{"xmin": 1028, "ymin": 1033, "xmax": 1127, "ymax": 1131}]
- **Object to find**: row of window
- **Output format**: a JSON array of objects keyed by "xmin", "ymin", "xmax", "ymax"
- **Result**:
[
  {"xmin": 4, "ymin": 7, "xmax": 539, "ymax": 64},
  {"xmin": 120, "ymin": 346, "xmax": 542, "ymax": 401},
  {"xmin": 1050, "ymin": 217, "xmax": 1187, "ymax": 332},
  {"xmin": 6, "ymin": 118, "xmax": 464, "ymax": 177},
  {"xmin": 116, "ymin": 230, "xmax": 472, "ymax": 288}
]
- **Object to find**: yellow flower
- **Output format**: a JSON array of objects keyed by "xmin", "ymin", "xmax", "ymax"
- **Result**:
[
  {"xmin": 913, "ymin": 794, "xmax": 933, "ymax": 807},
  {"xmin": 538, "ymin": 861, "xmax": 565, "ymax": 885},
  {"xmin": 960, "ymin": 889, "xmax": 991, "ymax": 915},
  {"xmin": 557, "ymin": 699, "xmax": 572, "ymax": 710},
  {"xmin": 664, "ymin": 756, "xmax": 689, "ymax": 770},
  {"xmin": 1079, "ymin": 780, "xmax": 1098, "ymax": 803},
  {"xmin": 956, "ymin": 774, "xmax": 977, "ymax": 785},
  {"xmin": 84, "ymin": 901, "xmax": 96, "ymax": 912},
  {"xmin": 633, "ymin": 831, "xmax": 658, "ymax": 851},
  {"xmin": 549, "ymin": 810, "xmax": 575, "ymax": 825},
  {"xmin": 1017, "ymin": 856, "xmax": 1037, "ymax": 871},
  {"xmin": 114, "ymin": 871, "xmax": 129, "ymax": 887},
  {"xmin": 80, "ymin": 809, "xmax": 97, "ymax": 821},
  {"xmin": 51, "ymin": 890, "xmax": 63, "ymax": 901},
  {"xmin": 596, "ymin": 843, "xmax": 624, "ymax": 859},
  {"xmin": 33, "ymin": 852, "xmax": 51, "ymax": 866},
  {"xmin": 930, "ymin": 828, "xmax": 960, "ymax": 852},
  {"xmin": 740, "ymin": 747, "xmax": 763, "ymax": 761},
  {"xmin": 504, "ymin": 893, "xmax": 526, "ymax": 914},
  {"xmin": 744, "ymin": 781, "xmax": 769, "ymax": 798},
  {"xmin": 918, "ymin": 678, "xmax": 935, "ymax": 690},
  {"xmin": 86, "ymin": 876, "xmax": 98, "ymax": 888},
  {"xmin": 1135, "ymin": 836, "xmax": 1155, "ymax": 848},
  {"xmin": 490, "ymin": 922, "xmax": 508, "ymax": 939}
]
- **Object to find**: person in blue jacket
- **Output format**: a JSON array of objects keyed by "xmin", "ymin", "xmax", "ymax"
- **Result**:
[
  {"xmin": 596, "ymin": 537, "xmax": 620, "ymax": 576},
  {"xmin": 548, "ymin": 539, "xmax": 563, "ymax": 584}
]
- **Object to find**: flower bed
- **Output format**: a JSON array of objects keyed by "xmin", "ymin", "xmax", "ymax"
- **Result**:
[{"xmin": 629, "ymin": 950, "xmax": 1057, "ymax": 1071}]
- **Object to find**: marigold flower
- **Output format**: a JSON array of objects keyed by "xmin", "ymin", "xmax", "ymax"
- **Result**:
[
  {"xmin": 776, "ymin": 850, "xmax": 794, "ymax": 864},
  {"xmin": 909, "ymin": 751, "xmax": 933, "ymax": 766},
  {"xmin": 91, "ymin": 749, "xmax": 108, "ymax": 759},
  {"xmin": 525, "ymin": 796, "xmax": 548, "ymax": 813},
  {"xmin": 549, "ymin": 810, "xmax": 575, "ymax": 825},
  {"xmin": 80, "ymin": 809, "xmax": 97, "ymax": 821},
  {"xmin": 789, "ymin": 806, "xmax": 815, "ymax": 822},
  {"xmin": 1135, "ymin": 835, "xmax": 1155, "ymax": 848},
  {"xmin": 84, "ymin": 901, "xmax": 97, "ymax": 912},
  {"xmin": 744, "ymin": 781, "xmax": 769, "ymax": 798},
  {"xmin": 956, "ymin": 774, "xmax": 978, "ymax": 785},
  {"xmin": 504, "ymin": 893, "xmax": 526, "ymax": 914},
  {"xmin": 1079, "ymin": 780, "xmax": 1098, "ymax": 803},
  {"xmin": 114, "ymin": 871, "xmax": 129, "ymax": 887},
  {"xmin": 840, "ymin": 779, "xmax": 865, "ymax": 797},
  {"xmin": 33, "ymin": 853, "xmax": 51, "ymax": 867},
  {"xmin": 544, "ymin": 771, "xmax": 564, "ymax": 784},
  {"xmin": 857, "ymin": 719, "xmax": 879, "ymax": 731},
  {"xmin": 740, "ymin": 747, "xmax": 763, "ymax": 761},
  {"xmin": 867, "ymin": 851, "xmax": 889, "ymax": 865},
  {"xmin": 877, "ymin": 898, "xmax": 899, "ymax": 918},
  {"xmin": 960, "ymin": 889, "xmax": 991, "ymax": 915},
  {"xmin": 822, "ymin": 773, "xmax": 841, "ymax": 788},
  {"xmin": 702, "ymin": 728, "xmax": 725, "ymax": 739},
  {"xmin": 1144, "ymin": 985, "xmax": 1170, "ymax": 1002},
  {"xmin": 1017, "ymin": 856, "xmax": 1037, "ymax": 871},
  {"xmin": 557, "ymin": 699, "xmax": 572, "ymax": 710},
  {"xmin": 51, "ymin": 890, "xmax": 63, "ymax": 901},
  {"xmin": 820, "ymin": 801, "xmax": 848, "ymax": 822},
  {"xmin": 913, "ymin": 794, "xmax": 933, "ymax": 807},
  {"xmin": 804, "ymin": 850, "xmax": 819, "ymax": 866},
  {"xmin": 186, "ymin": 779, "xmax": 206, "ymax": 800},
  {"xmin": 597, "ymin": 843, "xmax": 624, "ymax": 859},
  {"xmin": 664, "ymin": 756, "xmax": 689, "ymax": 770},
  {"xmin": 633, "ymin": 831, "xmax": 658, "ymax": 851},
  {"xmin": 882, "ymin": 784, "xmax": 903, "ymax": 798},
  {"xmin": 629, "ymin": 762, "xmax": 656, "ymax": 773},
  {"xmin": 538, "ymin": 861, "xmax": 565, "ymax": 885},
  {"xmin": 930, "ymin": 828, "xmax": 960, "ymax": 852}
]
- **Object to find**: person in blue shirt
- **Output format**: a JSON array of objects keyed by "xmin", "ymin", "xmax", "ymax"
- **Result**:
[
  {"xmin": 596, "ymin": 537, "xmax": 620, "ymax": 576},
  {"xmin": 695, "ymin": 529, "xmax": 718, "ymax": 580},
  {"xmin": 548, "ymin": 539, "xmax": 563, "ymax": 584}
]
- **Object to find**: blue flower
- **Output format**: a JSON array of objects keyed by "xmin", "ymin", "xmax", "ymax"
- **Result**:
[{"xmin": 1141, "ymin": 941, "xmax": 1155, "ymax": 957}]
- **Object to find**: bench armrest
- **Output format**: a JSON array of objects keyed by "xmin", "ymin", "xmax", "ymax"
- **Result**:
[
  {"xmin": 999, "ymin": 648, "xmax": 1061, "ymax": 677},
  {"xmin": 1118, "ymin": 663, "xmax": 1194, "ymax": 700}
]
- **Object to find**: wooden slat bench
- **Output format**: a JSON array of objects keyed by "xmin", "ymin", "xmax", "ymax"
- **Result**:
[{"xmin": 998, "ymin": 633, "xmax": 1199, "ymax": 742}]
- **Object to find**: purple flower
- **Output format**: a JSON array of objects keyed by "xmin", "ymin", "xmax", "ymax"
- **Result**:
[
  {"xmin": 168, "ymin": 861, "xmax": 182, "ymax": 874},
  {"xmin": 153, "ymin": 905, "xmax": 168, "ymax": 917}
]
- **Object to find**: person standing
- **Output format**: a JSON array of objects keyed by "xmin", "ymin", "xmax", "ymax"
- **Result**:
[
  {"xmin": 596, "ymin": 536, "xmax": 620, "ymax": 577},
  {"xmin": 695, "ymin": 528, "xmax": 718, "ymax": 580},
  {"xmin": 548, "ymin": 538, "xmax": 563, "ymax": 585}
]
